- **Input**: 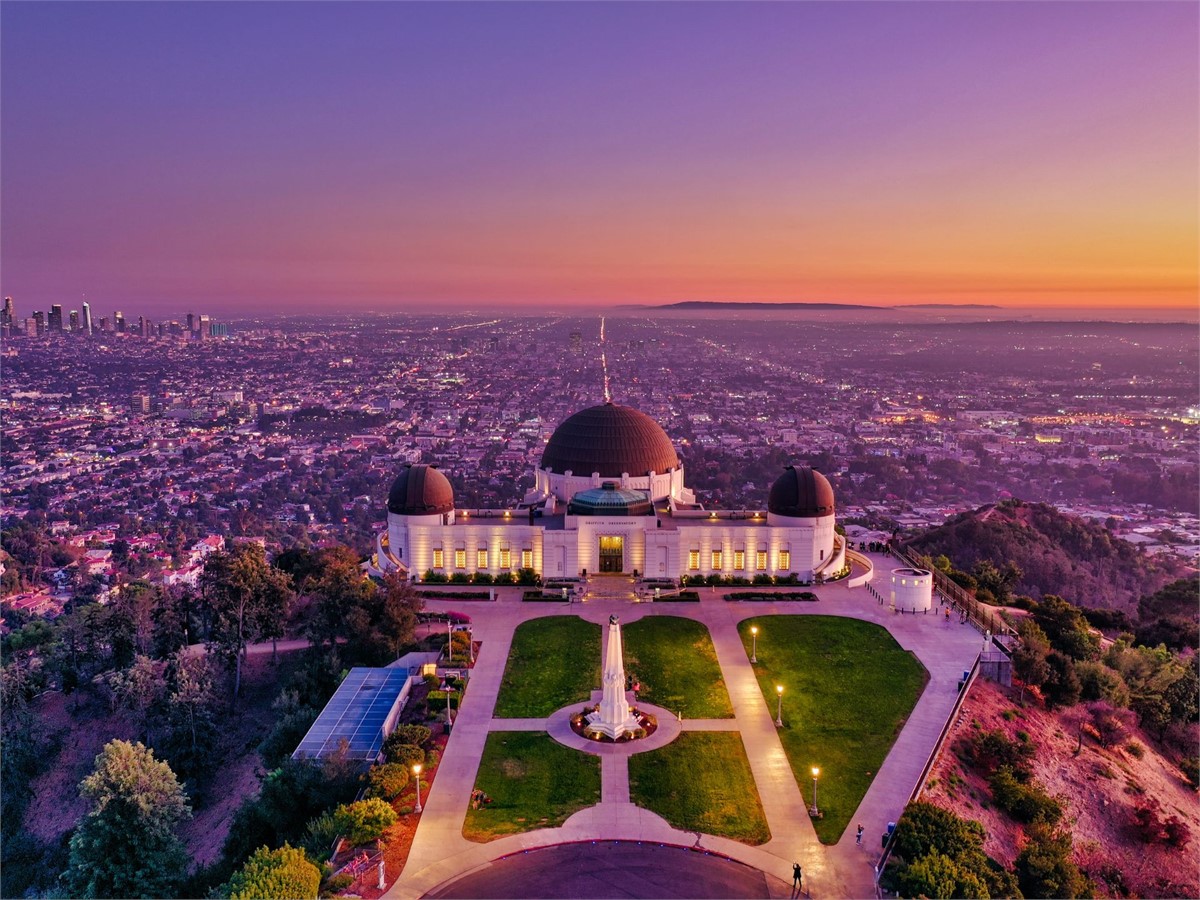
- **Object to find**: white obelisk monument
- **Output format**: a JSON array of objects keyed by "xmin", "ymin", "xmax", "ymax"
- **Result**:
[{"xmin": 586, "ymin": 614, "xmax": 642, "ymax": 740}]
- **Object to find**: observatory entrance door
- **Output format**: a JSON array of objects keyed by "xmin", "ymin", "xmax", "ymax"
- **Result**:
[{"xmin": 598, "ymin": 536, "xmax": 624, "ymax": 573}]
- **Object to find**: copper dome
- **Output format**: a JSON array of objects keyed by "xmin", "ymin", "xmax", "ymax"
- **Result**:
[
  {"xmin": 540, "ymin": 403, "xmax": 680, "ymax": 477},
  {"xmin": 387, "ymin": 464, "xmax": 454, "ymax": 516},
  {"xmin": 767, "ymin": 466, "xmax": 835, "ymax": 518}
]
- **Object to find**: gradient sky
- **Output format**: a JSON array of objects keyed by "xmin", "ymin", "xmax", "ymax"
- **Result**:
[{"xmin": 2, "ymin": 1, "xmax": 1197, "ymax": 318}]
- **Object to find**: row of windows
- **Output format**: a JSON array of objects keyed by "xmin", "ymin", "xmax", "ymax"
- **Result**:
[
  {"xmin": 431, "ymin": 548, "xmax": 532, "ymax": 570},
  {"xmin": 687, "ymin": 549, "xmax": 790, "ymax": 571}
]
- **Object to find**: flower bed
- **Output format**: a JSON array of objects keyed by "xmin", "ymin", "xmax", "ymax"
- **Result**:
[{"xmin": 569, "ymin": 704, "xmax": 658, "ymax": 742}]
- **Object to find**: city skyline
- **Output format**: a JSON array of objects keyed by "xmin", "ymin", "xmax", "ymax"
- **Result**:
[{"xmin": 2, "ymin": 1, "xmax": 1197, "ymax": 318}]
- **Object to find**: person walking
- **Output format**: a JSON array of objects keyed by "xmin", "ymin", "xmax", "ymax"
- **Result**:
[
  {"xmin": 856, "ymin": 823, "xmax": 864, "ymax": 845},
  {"xmin": 792, "ymin": 862, "xmax": 802, "ymax": 896}
]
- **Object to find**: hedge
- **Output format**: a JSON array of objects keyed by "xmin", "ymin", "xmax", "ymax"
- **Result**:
[{"xmin": 726, "ymin": 591, "xmax": 820, "ymax": 601}]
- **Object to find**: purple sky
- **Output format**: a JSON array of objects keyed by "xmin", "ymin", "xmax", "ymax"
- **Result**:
[{"xmin": 2, "ymin": 1, "xmax": 1196, "ymax": 319}]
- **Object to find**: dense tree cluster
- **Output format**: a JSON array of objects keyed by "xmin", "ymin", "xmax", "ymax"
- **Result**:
[{"xmin": 906, "ymin": 500, "xmax": 1185, "ymax": 612}]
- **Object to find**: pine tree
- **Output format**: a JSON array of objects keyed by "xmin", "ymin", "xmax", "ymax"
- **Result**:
[{"xmin": 63, "ymin": 740, "xmax": 192, "ymax": 898}]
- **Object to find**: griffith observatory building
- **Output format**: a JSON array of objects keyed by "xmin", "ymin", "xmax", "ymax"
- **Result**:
[{"xmin": 371, "ymin": 402, "xmax": 846, "ymax": 583}]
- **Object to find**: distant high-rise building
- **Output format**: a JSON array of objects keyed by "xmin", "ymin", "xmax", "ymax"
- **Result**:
[
  {"xmin": 99, "ymin": 316, "xmax": 111, "ymax": 332},
  {"xmin": 209, "ymin": 321, "xmax": 229, "ymax": 338},
  {"xmin": 114, "ymin": 311, "xmax": 126, "ymax": 333},
  {"xmin": 69, "ymin": 310, "xmax": 80, "ymax": 332},
  {"xmin": 33, "ymin": 310, "xmax": 46, "ymax": 336},
  {"xmin": 137, "ymin": 316, "xmax": 146, "ymax": 337},
  {"xmin": 81, "ymin": 302, "xmax": 93, "ymax": 335},
  {"xmin": 130, "ymin": 393, "xmax": 151, "ymax": 414},
  {"xmin": 186, "ymin": 312, "xmax": 195, "ymax": 334},
  {"xmin": 1, "ymin": 296, "xmax": 14, "ymax": 328},
  {"xmin": 49, "ymin": 304, "xmax": 64, "ymax": 334},
  {"xmin": 198, "ymin": 314, "xmax": 211, "ymax": 340},
  {"xmin": 22, "ymin": 317, "xmax": 36, "ymax": 335}
]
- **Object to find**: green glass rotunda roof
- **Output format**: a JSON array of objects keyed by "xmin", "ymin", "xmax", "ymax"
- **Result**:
[{"xmin": 567, "ymin": 482, "xmax": 654, "ymax": 517}]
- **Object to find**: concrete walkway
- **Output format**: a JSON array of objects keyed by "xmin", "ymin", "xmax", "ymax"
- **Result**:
[{"xmin": 386, "ymin": 555, "xmax": 981, "ymax": 899}]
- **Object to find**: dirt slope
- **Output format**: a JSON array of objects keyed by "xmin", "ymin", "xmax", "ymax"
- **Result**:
[{"xmin": 924, "ymin": 679, "xmax": 1199, "ymax": 898}]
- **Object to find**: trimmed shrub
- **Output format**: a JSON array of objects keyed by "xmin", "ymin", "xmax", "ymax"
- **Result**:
[
  {"xmin": 388, "ymin": 724, "xmax": 431, "ymax": 749},
  {"xmin": 365, "ymin": 763, "xmax": 410, "ymax": 801},
  {"xmin": 225, "ymin": 843, "xmax": 321, "ymax": 900},
  {"xmin": 332, "ymin": 799, "xmax": 397, "ymax": 847},
  {"xmin": 515, "ymin": 568, "xmax": 541, "ymax": 586},
  {"xmin": 426, "ymin": 690, "xmax": 461, "ymax": 711},
  {"xmin": 383, "ymin": 743, "xmax": 424, "ymax": 768}
]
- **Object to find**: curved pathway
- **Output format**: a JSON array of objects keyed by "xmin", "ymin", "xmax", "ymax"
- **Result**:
[{"xmin": 386, "ymin": 555, "xmax": 982, "ymax": 899}]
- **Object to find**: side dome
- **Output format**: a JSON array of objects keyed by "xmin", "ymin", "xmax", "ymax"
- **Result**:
[
  {"xmin": 767, "ymin": 466, "xmax": 835, "ymax": 518},
  {"xmin": 387, "ymin": 464, "xmax": 454, "ymax": 516},
  {"xmin": 541, "ymin": 403, "xmax": 680, "ymax": 477}
]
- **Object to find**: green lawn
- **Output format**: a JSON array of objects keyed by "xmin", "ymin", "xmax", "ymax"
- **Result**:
[
  {"xmin": 463, "ymin": 732, "xmax": 601, "ymax": 841},
  {"xmin": 493, "ymin": 616, "xmax": 600, "ymax": 717},
  {"xmin": 623, "ymin": 616, "xmax": 733, "ymax": 718},
  {"xmin": 739, "ymin": 615, "xmax": 928, "ymax": 844},
  {"xmin": 629, "ymin": 732, "xmax": 769, "ymax": 844}
]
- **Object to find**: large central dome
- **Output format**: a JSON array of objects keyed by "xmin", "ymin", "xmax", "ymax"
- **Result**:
[{"xmin": 541, "ymin": 403, "xmax": 680, "ymax": 477}]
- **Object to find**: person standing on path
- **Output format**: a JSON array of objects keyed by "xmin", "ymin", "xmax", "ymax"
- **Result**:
[
  {"xmin": 792, "ymin": 862, "xmax": 802, "ymax": 897},
  {"xmin": 856, "ymin": 823, "xmax": 864, "ymax": 845}
]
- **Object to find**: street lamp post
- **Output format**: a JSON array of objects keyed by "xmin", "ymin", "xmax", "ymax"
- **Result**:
[
  {"xmin": 750, "ymin": 626, "xmax": 758, "ymax": 663},
  {"xmin": 447, "ymin": 686, "xmax": 455, "ymax": 727},
  {"xmin": 413, "ymin": 763, "xmax": 423, "ymax": 813},
  {"xmin": 810, "ymin": 767, "xmax": 820, "ymax": 817},
  {"xmin": 775, "ymin": 684, "xmax": 784, "ymax": 727},
  {"xmin": 468, "ymin": 625, "xmax": 474, "ymax": 664},
  {"xmin": 447, "ymin": 620, "xmax": 453, "ymax": 663}
]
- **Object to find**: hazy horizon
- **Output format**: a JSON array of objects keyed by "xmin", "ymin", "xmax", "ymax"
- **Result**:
[{"xmin": 2, "ymin": 2, "xmax": 1197, "ymax": 318}]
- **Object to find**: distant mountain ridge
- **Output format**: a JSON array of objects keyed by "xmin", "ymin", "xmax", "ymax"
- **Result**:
[
  {"xmin": 903, "ymin": 499, "xmax": 1184, "ymax": 613},
  {"xmin": 619, "ymin": 301, "xmax": 881, "ymax": 310},
  {"xmin": 616, "ymin": 301, "xmax": 1006, "ymax": 311}
]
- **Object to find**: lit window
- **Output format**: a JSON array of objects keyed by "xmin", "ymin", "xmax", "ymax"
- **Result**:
[
  {"xmin": 688, "ymin": 550, "xmax": 700, "ymax": 571},
  {"xmin": 779, "ymin": 550, "xmax": 791, "ymax": 570},
  {"xmin": 455, "ymin": 549, "xmax": 466, "ymax": 569},
  {"xmin": 756, "ymin": 550, "xmax": 767, "ymax": 570},
  {"xmin": 500, "ymin": 548, "xmax": 511, "ymax": 569},
  {"xmin": 521, "ymin": 549, "xmax": 533, "ymax": 569},
  {"xmin": 432, "ymin": 548, "xmax": 444, "ymax": 569},
  {"xmin": 477, "ymin": 548, "xmax": 488, "ymax": 568},
  {"xmin": 711, "ymin": 550, "xmax": 722, "ymax": 569},
  {"xmin": 734, "ymin": 550, "xmax": 745, "ymax": 570}
]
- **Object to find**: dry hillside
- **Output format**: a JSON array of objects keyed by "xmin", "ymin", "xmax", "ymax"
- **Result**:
[{"xmin": 924, "ymin": 679, "xmax": 1200, "ymax": 898}]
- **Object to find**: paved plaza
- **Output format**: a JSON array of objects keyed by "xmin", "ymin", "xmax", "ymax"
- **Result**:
[{"xmin": 387, "ymin": 555, "xmax": 982, "ymax": 899}]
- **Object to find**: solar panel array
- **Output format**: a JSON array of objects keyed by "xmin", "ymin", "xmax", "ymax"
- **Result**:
[{"xmin": 293, "ymin": 668, "xmax": 411, "ymax": 761}]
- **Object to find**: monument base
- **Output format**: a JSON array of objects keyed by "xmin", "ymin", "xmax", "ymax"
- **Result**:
[{"xmin": 584, "ymin": 710, "xmax": 642, "ymax": 740}]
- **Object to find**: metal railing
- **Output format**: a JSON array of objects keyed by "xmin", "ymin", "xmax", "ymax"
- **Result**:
[
  {"xmin": 892, "ymin": 546, "xmax": 1011, "ymax": 637},
  {"xmin": 874, "ymin": 655, "xmax": 981, "ymax": 897}
]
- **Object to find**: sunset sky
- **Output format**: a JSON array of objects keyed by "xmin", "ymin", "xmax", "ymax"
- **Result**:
[{"xmin": 2, "ymin": 1, "xmax": 1196, "ymax": 318}]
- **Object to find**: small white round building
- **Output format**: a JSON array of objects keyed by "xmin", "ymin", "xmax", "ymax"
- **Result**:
[{"xmin": 890, "ymin": 567, "xmax": 934, "ymax": 612}]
